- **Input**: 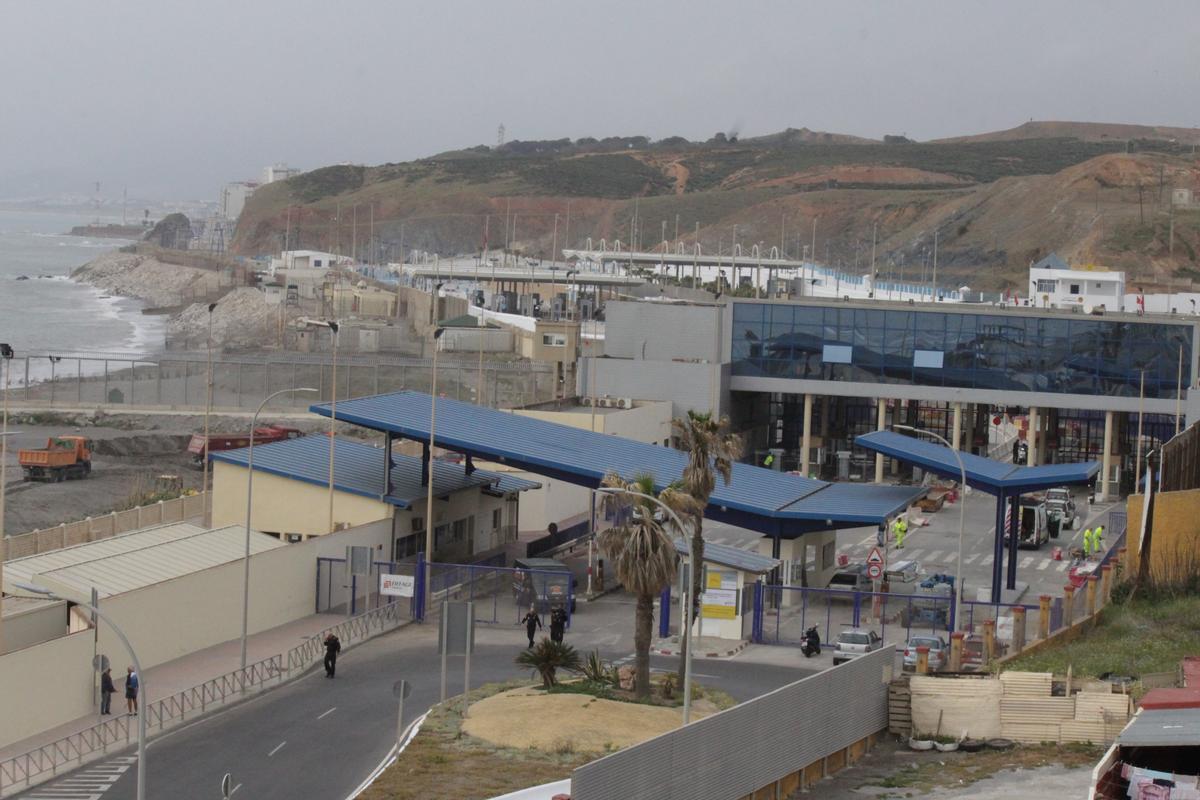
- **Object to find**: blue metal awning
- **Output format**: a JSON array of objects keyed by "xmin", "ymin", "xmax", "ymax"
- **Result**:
[
  {"xmin": 211, "ymin": 435, "xmax": 540, "ymax": 509},
  {"xmin": 854, "ymin": 431, "xmax": 1099, "ymax": 495},
  {"xmin": 311, "ymin": 391, "xmax": 923, "ymax": 536},
  {"xmin": 673, "ymin": 538, "xmax": 779, "ymax": 574}
]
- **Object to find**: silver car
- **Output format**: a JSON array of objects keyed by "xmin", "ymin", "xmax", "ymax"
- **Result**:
[
  {"xmin": 832, "ymin": 628, "xmax": 883, "ymax": 665},
  {"xmin": 903, "ymin": 635, "xmax": 948, "ymax": 671}
]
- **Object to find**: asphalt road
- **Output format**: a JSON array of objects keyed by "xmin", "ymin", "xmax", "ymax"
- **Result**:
[{"xmin": 15, "ymin": 594, "xmax": 814, "ymax": 800}]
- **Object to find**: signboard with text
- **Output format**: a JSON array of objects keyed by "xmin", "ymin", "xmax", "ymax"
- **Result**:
[{"xmin": 380, "ymin": 573, "xmax": 415, "ymax": 598}]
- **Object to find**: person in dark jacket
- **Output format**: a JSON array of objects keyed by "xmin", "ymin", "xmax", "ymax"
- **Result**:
[
  {"xmin": 323, "ymin": 633, "xmax": 341, "ymax": 678},
  {"xmin": 520, "ymin": 606, "xmax": 542, "ymax": 648},
  {"xmin": 100, "ymin": 667, "xmax": 115, "ymax": 715},
  {"xmin": 125, "ymin": 666, "xmax": 139, "ymax": 716},
  {"xmin": 549, "ymin": 608, "xmax": 566, "ymax": 644}
]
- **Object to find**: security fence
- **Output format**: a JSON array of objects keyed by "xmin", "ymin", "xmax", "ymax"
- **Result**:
[
  {"xmin": 315, "ymin": 557, "xmax": 420, "ymax": 619},
  {"xmin": 570, "ymin": 646, "xmax": 894, "ymax": 800},
  {"xmin": 756, "ymin": 585, "xmax": 952, "ymax": 648},
  {"xmin": 2, "ymin": 350, "xmax": 557, "ymax": 411},
  {"xmin": 428, "ymin": 557, "xmax": 575, "ymax": 627}
]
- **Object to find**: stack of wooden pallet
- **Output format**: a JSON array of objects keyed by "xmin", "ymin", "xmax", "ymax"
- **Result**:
[
  {"xmin": 888, "ymin": 677, "xmax": 912, "ymax": 736},
  {"xmin": 910, "ymin": 675, "xmax": 1003, "ymax": 739},
  {"xmin": 1061, "ymin": 692, "xmax": 1132, "ymax": 744}
]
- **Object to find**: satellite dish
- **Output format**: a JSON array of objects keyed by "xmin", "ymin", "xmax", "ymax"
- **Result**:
[{"xmin": 1083, "ymin": 305, "xmax": 1094, "ymax": 315}]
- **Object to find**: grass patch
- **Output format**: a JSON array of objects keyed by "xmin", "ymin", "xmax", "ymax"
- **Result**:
[
  {"xmin": 360, "ymin": 680, "xmax": 590, "ymax": 800},
  {"xmin": 862, "ymin": 743, "xmax": 1102, "ymax": 794},
  {"xmin": 1005, "ymin": 593, "xmax": 1200, "ymax": 681},
  {"xmin": 539, "ymin": 676, "xmax": 735, "ymax": 711}
]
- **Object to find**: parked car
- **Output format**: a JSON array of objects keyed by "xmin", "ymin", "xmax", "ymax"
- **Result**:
[
  {"xmin": 832, "ymin": 628, "xmax": 883, "ymax": 665},
  {"xmin": 1045, "ymin": 487, "xmax": 1077, "ymax": 535},
  {"xmin": 827, "ymin": 564, "xmax": 871, "ymax": 594},
  {"xmin": 902, "ymin": 635, "xmax": 948, "ymax": 671}
]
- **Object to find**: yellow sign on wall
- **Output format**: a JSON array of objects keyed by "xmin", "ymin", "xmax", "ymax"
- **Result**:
[{"xmin": 702, "ymin": 588, "xmax": 738, "ymax": 619}]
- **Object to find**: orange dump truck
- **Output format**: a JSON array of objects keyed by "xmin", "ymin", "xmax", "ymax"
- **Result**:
[{"xmin": 18, "ymin": 436, "xmax": 93, "ymax": 482}]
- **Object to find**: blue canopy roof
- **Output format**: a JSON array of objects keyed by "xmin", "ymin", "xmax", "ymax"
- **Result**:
[
  {"xmin": 310, "ymin": 391, "xmax": 923, "ymax": 535},
  {"xmin": 854, "ymin": 430, "xmax": 1100, "ymax": 495},
  {"xmin": 211, "ymin": 435, "xmax": 540, "ymax": 509},
  {"xmin": 673, "ymin": 538, "xmax": 779, "ymax": 574}
]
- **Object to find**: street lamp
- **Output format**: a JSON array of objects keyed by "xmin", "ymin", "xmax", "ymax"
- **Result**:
[
  {"xmin": 15, "ymin": 581, "xmax": 147, "ymax": 800},
  {"xmin": 423, "ymin": 294, "xmax": 446, "ymax": 611},
  {"xmin": 241, "ymin": 387, "xmax": 318, "ymax": 669},
  {"xmin": 893, "ymin": 424, "xmax": 967, "ymax": 631},
  {"xmin": 1, "ymin": 343, "xmax": 14, "ymax": 654},
  {"xmin": 594, "ymin": 486, "xmax": 696, "ymax": 725},
  {"xmin": 304, "ymin": 319, "xmax": 341, "ymax": 533}
]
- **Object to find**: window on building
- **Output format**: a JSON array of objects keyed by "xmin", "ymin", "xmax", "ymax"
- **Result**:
[
  {"xmin": 914, "ymin": 349, "xmax": 944, "ymax": 369},
  {"xmin": 541, "ymin": 333, "xmax": 566, "ymax": 347},
  {"xmin": 1069, "ymin": 284, "xmax": 1081, "ymax": 294},
  {"xmin": 394, "ymin": 533, "xmax": 419, "ymax": 559},
  {"xmin": 822, "ymin": 344, "xmax": 853, "ymax": 364},
  {"xmin": 1035, "ymin": 279, "xmax": 1057, "ymax": 293},
  {"xmin": 434, "ymin": 523, "xmax": 450, "ymax": 551},
  {"xmin": 492, "ymin": 508, "xmax": 502, "ymax": 530},
  {"xmin": 314, "ymin": 259, "xmax": 323, "ymax": 267}
]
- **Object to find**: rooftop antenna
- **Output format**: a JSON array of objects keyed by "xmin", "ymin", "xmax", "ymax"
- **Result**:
[
  {"xmin": 497, "ymin": 123, "xmax": 505, "ymax": 148},
  {"xmin": 93, "ymin": 181, "xmax": 101, "ymax": 224}
]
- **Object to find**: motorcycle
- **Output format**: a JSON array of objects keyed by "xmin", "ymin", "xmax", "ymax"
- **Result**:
[{"xmin": 801, "ymin": 626, "xmax": 821, "ymax": 657}]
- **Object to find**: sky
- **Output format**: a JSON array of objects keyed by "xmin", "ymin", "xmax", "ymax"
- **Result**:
[{"xmin": 2, "ymin": 0, "xmax": 1198, "ymax": 201}]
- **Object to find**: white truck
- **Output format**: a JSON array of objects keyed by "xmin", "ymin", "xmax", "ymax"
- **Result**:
[{"xmin": 1005, "ymin": 500, "xmax": 1050, "ymax": 549}]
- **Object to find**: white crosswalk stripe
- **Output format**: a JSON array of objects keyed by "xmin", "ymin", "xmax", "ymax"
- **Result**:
[
  {"xmin": 1037, "ymin": 560, "xmax": 1052, "ymax": 570},
  {"xmin": 1019, "ymin": 556, "xmax": 1035, "ymax": 568},
  {"xmin": 902, "ymin": 548, "xmax": 923, "ymax": 560},
  {"xmin": 21, "ymin": 756, "xmax": 133, "ymax": 800},
  {"xmin": 982, "ymin": 555, "xmax": 994, "ymax": 566},
  {"xmin": 925, "ymin": 550, "xmax": 943, "ymax": 563},
  {"xmin": 1056, "ymin": 562, "xmax": 1070, "ymax": 572},
  {"xmin": 963, "ymin": 553, "xmax": 979, "ymax": 564}
]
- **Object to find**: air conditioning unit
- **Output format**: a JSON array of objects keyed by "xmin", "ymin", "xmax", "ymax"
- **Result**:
[{"xmin": 614, "ymin": 397, "xmax": 632, "ymax": 409}]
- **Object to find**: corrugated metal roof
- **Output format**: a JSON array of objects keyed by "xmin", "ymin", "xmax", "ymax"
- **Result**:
[
  {"xmin": 1117, "ymin": 708, "xmax": 1200, "ymax": 746},
  {"xmin": 310, "ymin": 392, "xmax": 922, "ymax": 533},
  {"xmin": 3, "ymin": 522, "xmax": 209, "ymax": 596},
  {"xmin": 12, "ymin": 525, "xmax": 286, "ymax": 602},
  {"xmin": 854, "ymin": 431, "xmax": 1100, "ymax": 494},
  {"xmin": 673, "ymin": 538, "xmax": 779, "ymax": 574},
  {"xmin": 210, "ymin": 435, "xmax": 540, "ymax": 509}
]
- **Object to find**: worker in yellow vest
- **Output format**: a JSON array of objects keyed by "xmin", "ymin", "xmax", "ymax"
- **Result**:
[
  {"xmin": 1093, "ymin": 525, "xmax": 1105, "ymax": 555},
  {"xmin": 892, "ymin": 516, "xmax": 908, "ymax": 549},
  {"xmin": 1081, "ymin": 527, "xmax": 1093, "ymax": 558}
]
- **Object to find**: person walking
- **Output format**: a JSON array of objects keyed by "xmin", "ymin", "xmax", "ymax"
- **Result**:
[
  {"xmin": 100, "ymin": 667, "xmax": 115, "ymax": 716},
  {"xmin": 521, "ymin": 605, "xmax": 542, "ymax": 648},
  {"xmin": 1081, "ymin": 527, "xmax": 1093, "ymax": 558},
  {"xmin": 323, "ymin": 633, "xmax": 341, "ymax": 678},
  {"xmin": 125, "ymin": 666, "xmax": 139, "ymax": 716},
  {"xmin": 549, "ymin": 608, "xmax": 566, "ymax": 644},
  {"xmin": 1093, "ymin": 524, "xmax": 1105, "ymax": 555},
  {"xmin": 892, "ymin": 517, "xmax": 908, "ymax": 549}
]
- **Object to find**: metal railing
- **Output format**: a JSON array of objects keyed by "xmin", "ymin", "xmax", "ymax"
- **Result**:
[{"xmin": 0, "ymin": 600, "xmax": 411, "ymax": 796}]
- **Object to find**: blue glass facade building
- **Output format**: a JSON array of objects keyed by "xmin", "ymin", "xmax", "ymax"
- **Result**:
[{"xmin": 732, "ymin": 302, "xmax": 1193, "ymax": 399}]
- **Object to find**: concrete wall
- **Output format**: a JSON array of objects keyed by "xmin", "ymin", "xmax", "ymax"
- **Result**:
[
  {"xmin": 0, "ymin": 601, "xmax": 69, "ymax": 655},
  {"xmin": 1127, "ymin": 489, "xmax": 1200, "ymax": 584},
  {"xmin": 604, "ymin": 301, "xmax": 722, "ymax": 362},
  {"xmin": 211, "ymin": 462, "xmax": 392, "ymax": 537},
  {"xmin": 584, "ymin": 358, "xmax": 721, "ymax": 418},
  {"xmin": 0, "ymin": 631, "xmax": 95, "ymax": 750}
]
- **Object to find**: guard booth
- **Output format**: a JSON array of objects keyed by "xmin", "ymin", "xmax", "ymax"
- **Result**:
[{"xmin": 670, "ymin": 539, "xmax": 780, "ymax": 642}]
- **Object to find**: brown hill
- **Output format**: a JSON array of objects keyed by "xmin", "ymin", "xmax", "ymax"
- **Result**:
[
  {"xmin": 233, "ymin": 134, "xmax": 1200, "ymax": 292},
  {"xmin": 936, "ymin": 120, "xmax": 1200, "ymax": 145}
]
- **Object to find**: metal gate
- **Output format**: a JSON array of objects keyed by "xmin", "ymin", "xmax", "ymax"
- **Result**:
[{"xmin": 316, "ymin": 556, "xmax": 420, "ymax": 619}]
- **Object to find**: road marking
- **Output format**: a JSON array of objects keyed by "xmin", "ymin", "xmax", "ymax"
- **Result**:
[
  {"xmin": 1037, "ymin": 560, "xmax": 1052, "ymax": 570},
  {"xmin": 1019, "ymin": 556, "xmax": 1034, "ymax": 568},
  {"xmin": 903, "ymin": 548, "xmax": 924, "ymax": 560},
  {"xmin": 981, "ymin": 555, "xmax": 994, "ymax": 566},
  {"xmin": 925, "ymin": 550, "xmax": 942, "ymax": 563},
  {"xmin": 230, "ymin": 784, "xmax": 243, "ymax": 796},
  {"xmin": 963, "ymin": 553, "xmax": 979, "ymax": 564},
  {"xmin": 268, "ymin": 740, "xmax": 287, "ymax": 757},
  {"xmin": 317, "ymin": 706, "xmax": 337, "ymax": 720},
  {"xmin": 21, "ymin": 758, "xmax": 133, "ymax": 799},
  {"xmin": 1056, "ymin": 562, "xmax": 1070, "ymax": 572}
]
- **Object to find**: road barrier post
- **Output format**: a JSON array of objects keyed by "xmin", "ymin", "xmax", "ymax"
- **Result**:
[
  {"xmin": 915, "ymin": 646, "xmax": 929, "ymax": 674},
  {"xmin": 1101, "ymin": 564, "xmax": 1114, "ymax": 605},
  {"xmin": 1063, "ymin": 584, "xmax": 1076, "ymax": 627},
  {"xmin": 1038, "ymin": 594, "xmax": 1051, "ymax": 639},
  {"xmin": 982, "ymin": 619, "xmax": 995, "ymax": 662},
  {"xmin": 948, "ymin": 631, "xmax": 963, "ymax": 672},
  {"xmin": 1086, "ymin": 575, "xmax": 1098, "ymax": 619},
  {"xmin": 1011, "ymin": 607, "xmax": 1026, "ymax": 654}
]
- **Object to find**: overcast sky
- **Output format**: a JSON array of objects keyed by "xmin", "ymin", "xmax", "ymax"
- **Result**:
[{"xmin": 3, "ymin": 0, "xmax": 1198, "ymax": 201}]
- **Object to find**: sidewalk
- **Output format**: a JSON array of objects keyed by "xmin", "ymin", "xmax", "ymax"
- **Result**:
[{"xmin": 0, "ymin": 613, "xmax": 345, "ymax": 763}]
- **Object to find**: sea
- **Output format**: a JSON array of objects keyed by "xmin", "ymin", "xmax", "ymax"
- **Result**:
[{"xmin": 0, "ymin": 208, "xmax": 164, "ymax": 384}]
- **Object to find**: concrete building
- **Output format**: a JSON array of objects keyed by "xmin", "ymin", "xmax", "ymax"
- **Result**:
[
  {"xmin": 1029, "ymin": 254, "xmax": 1126, "ymax": 311},
  {"xmin": 262, "ymin": 163, "xmax": 300, "ymax": 184},
  {"xmin": 582, "ymin": 296, "xmax": 1199, "ymax": 501},
  {"xmin": 270, "ymin": 250, "xmax": 345, "ymax": 274},
  {"xmin": 221, "ymin": 181, "xmax": 259, "ymax": 221},
  {"xmin": 209, "ymin": 435, "xmax": 539, "ymax": 562}
]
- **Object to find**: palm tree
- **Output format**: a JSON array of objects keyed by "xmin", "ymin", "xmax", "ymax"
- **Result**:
[
  {"xmin": 673, "ymin": 411, "xmax": 743, "ymax": 679},
  {"xmin": 515, "ymin": 639, "xmax": 583, "ymax": 689},
  {"xmin": 598, "ymin": 472, "xmax": 695, "ymax": 700}
]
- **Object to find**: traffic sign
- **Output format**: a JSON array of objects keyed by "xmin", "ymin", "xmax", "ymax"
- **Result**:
[
  {"xmin": 866, "ymin": 563, "xmax": 883, "ymax": 580},
  {"xmin": 867, "ymin": 546, "xmax": 885, "ymax": 567}
]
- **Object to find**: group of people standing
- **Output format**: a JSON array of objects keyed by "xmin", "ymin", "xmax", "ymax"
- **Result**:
[
  {"xmin": 521, "ymin": 605, "xmax": 569, "ymax": 648},
  {"xmin": 99, "ymin": 666, "xmax": 139, "ymax": 716}
]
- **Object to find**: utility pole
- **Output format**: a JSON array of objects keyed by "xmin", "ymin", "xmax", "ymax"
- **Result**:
[
  {"xmin": 870, "ymin": 222, "xmax": 878, "ymax": 293},
  {"xmin": 811, "ymin": 217, "xmax": 818, "ymax": 266},
  {"xmin": 932, "ymin": 229, "xmax": 939, "ymax": 301},
  {"xmin": 1138, "ymin": 183, "xmax": 1146, "ymax": 225}
]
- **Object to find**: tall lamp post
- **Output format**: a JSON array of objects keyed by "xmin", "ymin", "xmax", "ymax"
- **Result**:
[
  {"xmin": 15, "ymin": 581, "xmax": 147, "ymax": 800},
  {"xmin": 594, "ymin": 486, "xmax": 696, "ymax": 725},
  {"xmin": 423, "ymin": 288, "xmax": 446, "ymax": 611},
  {"xmin": 304, "ymin": 319, "xmax": 341, "ymax": 533},
  {"xmin": 241, "ymin": 387, "xmax": 318, "ymax": 669},
  {"xmin": 203, "ymin": 303, "xmax": 217, "ymax": 524},
  {"xmin": 0, "ymin": 343, "xmax": 13, "ymax": 654},
  {"xmin": 893, "ymin": 424, "xmax": 967, "ymax": 630}
]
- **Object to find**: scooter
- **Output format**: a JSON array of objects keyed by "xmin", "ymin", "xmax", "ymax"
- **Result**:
[{"xmin": 801, "ymin": 626, "xmax": 821, "ymax": 657}]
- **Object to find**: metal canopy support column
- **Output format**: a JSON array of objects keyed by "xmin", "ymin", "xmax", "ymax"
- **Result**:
[
  {"xmin": 951, "ymin": 402, "xmax": 962, "ymax": 451},
  {"xmin": 1101, "ymin": 410, "xmax": 1114, "ymax": 501},
  {"xmin": 383, "ymin": 433, "xmax": 393, "ymax": 496},
  {"xmin": 420, "ymin": 442, "xmax": 430, "ymax": 486},
  {"xmin": 800, "ymin": 393, "xmax": 813, "ymax": 478},
  {"xmin": 991, "ymin": 490, "xmax": 1006, "ymax": 604},
  {"xmin": 1006, "ymin": 495, "xmax": 1020, "ymax": 591},
  {"xmin": 874, "ymin": 399, "xmax": 886, "ymax": 483},
  {"xmin": 1028, "ymin": 407, "xmax": 1039, "ymax": 467}
]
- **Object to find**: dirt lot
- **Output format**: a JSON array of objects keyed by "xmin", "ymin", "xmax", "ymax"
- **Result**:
[{"xmin": 0, "ymin": 411, "xmax": 339, "ymax": 534}]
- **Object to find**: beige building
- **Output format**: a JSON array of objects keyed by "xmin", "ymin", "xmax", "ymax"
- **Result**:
[{"xmin": 209, "ymin": 435, "xmax": 538, "ymax": 562}]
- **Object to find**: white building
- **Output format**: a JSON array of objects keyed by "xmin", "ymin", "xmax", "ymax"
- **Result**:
[
  {"xmin": 269, "ymin": 250, "xmax": 347, "ymax": 275},
  {"xmin": 1029, "ymin": 253, "xmax": 1126, "ymax": 311},
  {"xmin": 221, "ymin": 181, "xmax": 259, "ymax": 221},
  {"xmin": 263, "ymin": 163, "xmax": 300, "ymax": 184}
]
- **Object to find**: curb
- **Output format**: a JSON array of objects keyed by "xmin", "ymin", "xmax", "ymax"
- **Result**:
[{"xmin": 652, "ymin": 640, "xmax": 749, "ymax": 658}]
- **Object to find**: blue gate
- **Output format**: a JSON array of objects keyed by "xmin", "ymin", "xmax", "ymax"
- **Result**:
[{"xmin": 756, "ymin": 585, "xmax": 951, "ymax": 648}]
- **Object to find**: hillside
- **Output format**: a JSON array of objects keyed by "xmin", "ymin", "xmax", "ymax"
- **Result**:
[
  {"xmin": 233, "ymin": 127, "xmax": 1200, "ymax": 291},
  {"xmin": 936, "ymin": 120, "xmax": 1200, "ymax": 146}
]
